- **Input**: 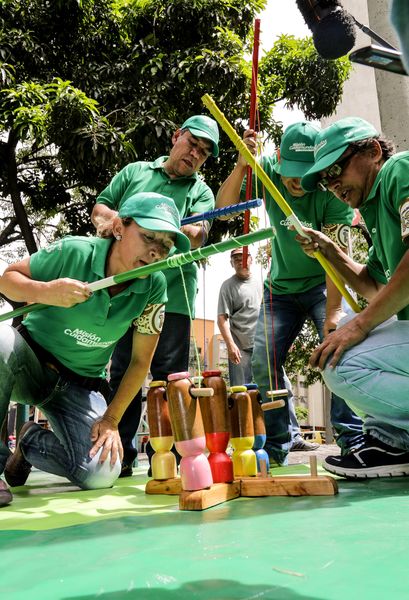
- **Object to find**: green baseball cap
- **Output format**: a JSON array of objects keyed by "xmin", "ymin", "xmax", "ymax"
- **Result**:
[
  {"xmin": 301, "ymin": 117, "xmax": 379, "ymax": 192},
  {"xmin": 181, "ymin": 115, "xmax": 220, "ymax": 158},
  {"xmin": 118, "ymin": 192, "xmax": 190, "ymax": 253},
  {"xmin": 273, "ymin": 121, "xmax": 320, "ymax": 178}
]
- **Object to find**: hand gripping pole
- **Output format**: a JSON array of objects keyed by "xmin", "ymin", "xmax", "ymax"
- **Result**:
[{"xmin": 201, "ymin": 93, "xmax": 360, "ymax": 313}]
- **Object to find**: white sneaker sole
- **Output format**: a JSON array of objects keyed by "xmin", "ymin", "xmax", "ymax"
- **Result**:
[{"xmin": 323, "ymin": 460, "xmax": 409, "ymax": 479}]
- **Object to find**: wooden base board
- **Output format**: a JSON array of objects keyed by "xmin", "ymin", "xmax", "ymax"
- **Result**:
[
  {"xmin": 240, "ymin": 475, "xmax": 338, "ymax": 497},
  {"xmin": 179, "ymin": 482, "xmax": 241, "ymax": 511},
  {"xmin": 145, "ymin": 474, "xmax": 338, "ymax": 509},
  {"xmin": 145, "ymin": 477, "xmax": 182, "ymax": 495}
]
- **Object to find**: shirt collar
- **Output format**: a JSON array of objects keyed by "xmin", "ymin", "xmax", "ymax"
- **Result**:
[
  {"xmin": 92, "ymin": 237, "xmax": 111, "ymax": 279},
  {"xmin": 365, "ymin": 164, "xmax": 384, "ymax": 204},
  {"xmin": 150, "ymin": 156, "xmax": 199, "ymax": 181}
]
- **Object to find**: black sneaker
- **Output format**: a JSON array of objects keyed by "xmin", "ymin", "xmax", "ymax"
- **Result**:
[
  {"xmin": 4, "ymin": 421, "xmax": 38, "ymax": 487},
  {"xmin": 118, "ymin": 463, "xmax": 134, "ymax": 478},
  {"xmin": 323, "ymin": 435, "xmax": 409, "ymax": 479}
]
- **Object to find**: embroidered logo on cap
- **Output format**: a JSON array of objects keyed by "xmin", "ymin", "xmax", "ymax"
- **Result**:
[
  {"xmin": 155, "ymin": 202, "xmax": 179, "ymax": 222},
  {"xmin": 289, "ymin": 143, "xmax": 315, "ymax": 152},
  {"xmin": 314, "ymin": 139, "xmax": 327, "ymax": 157}
]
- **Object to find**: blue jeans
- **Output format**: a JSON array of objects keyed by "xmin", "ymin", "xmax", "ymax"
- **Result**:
[
  {"xmin": 252, "ymin": 284, "xmax": 364, "ymax": 465},
  {"xmin": 0, "ymin": 325, "xmax": 120, "ymax": 488},
  {"xmin": 324, "ymin": 319, "xmax": 409, "ymax": 450},
  {"xmin": 229, "ymin": 348, "xmax": 253, "ymax": 386},
  {"xmin": 109, "ymin": 313, "xmax": 190, "ymax": 465}
]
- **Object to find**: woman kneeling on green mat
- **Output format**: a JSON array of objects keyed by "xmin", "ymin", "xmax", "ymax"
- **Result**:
[{"xmin": 0, "ymin": 192, "xmax": 190, "ymax": 507}]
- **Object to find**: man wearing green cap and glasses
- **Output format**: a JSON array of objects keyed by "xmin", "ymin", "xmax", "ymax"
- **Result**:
[
  {"xmin": 296, "ymin": 116, "xmax": 409, "ymax": 479},
  {"xmin": 91, "ymin": 115, "xmax": 219, "ymax": 476},
  {"xmin": 217, "ymin": 121, "xmax": 364, "ymax": 467},
  {"xmin": 0, "ymin": 192, "xmax": 190, "ymax": 507}
]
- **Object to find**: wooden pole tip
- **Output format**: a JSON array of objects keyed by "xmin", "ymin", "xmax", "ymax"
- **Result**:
[
  {"xmin": 266, "ymin": 389, "xmax": 288, "ymax": 398},
  {"xmin": 190, "ymin": 387, "xmax": 214, "ymax": 398},
  {"xmin": 262, "ymin": 399, "xmax": 286, "ymax": 411}
]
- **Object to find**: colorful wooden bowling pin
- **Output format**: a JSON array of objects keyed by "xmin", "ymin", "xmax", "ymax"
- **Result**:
[
  {"xmin": 166, "ymin": 372, "xmax": 213, "ymax": 491},
  {"xmin": 200, "ymin": 370, "xmax": 233, "ymax": 483},
  {"xmin": 146, "ymin": 380, "xmax": 177, "ymax": 480},
  {"xmin": 246, "ymin": 383, "xmax": 269, "ymax": 474},
  {"xmin": 228, "ymin": 385, "xmax": 257, "ymax": 477}
]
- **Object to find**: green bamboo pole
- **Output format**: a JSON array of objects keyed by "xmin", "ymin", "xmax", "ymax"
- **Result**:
[
  {"xmin": 0, "ymin": 226, "xmax": 275, "ymax": 324},
  {"xmin": 201, "ymin": 93, "xmax": 361, "ymax": 313}
]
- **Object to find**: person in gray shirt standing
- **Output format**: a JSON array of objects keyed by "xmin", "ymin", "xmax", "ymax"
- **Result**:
[
  {"xmin": 217, "ymin": 247, "xmax": 318, "ymax": 452},
  {"xmin": 217, "ymin": 248, "xmax": 262, "ymax": 386}
]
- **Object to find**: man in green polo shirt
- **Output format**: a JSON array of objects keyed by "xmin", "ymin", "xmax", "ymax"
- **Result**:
[
  {"xmin": 296, "ymin": 116, "xmax": 409, "ymax": 479},
  {"xmin": 91, "ymin": 115, "xmax": 219, "ymax": 476},
  {"xmin": 216, "ymin": 121, "xmax": 364, "ymax": 467},
  {"xmin": 0, "ymin": 193, "xmax": 190, "ymax": 507}
]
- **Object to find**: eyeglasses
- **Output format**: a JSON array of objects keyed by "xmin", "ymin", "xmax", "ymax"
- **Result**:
[{"xmin": 317, "ymin": 148, "xmax": 360, "ymax": 191}]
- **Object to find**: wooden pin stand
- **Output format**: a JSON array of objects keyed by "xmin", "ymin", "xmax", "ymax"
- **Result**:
[
  {"xmin": 146, "ymin": 456, "xmax": 337, "ymax": 509},
  {"xmin": 145, "ymin": 380, "xmax": 338, "ymax": 509},
  {"xmin": 239, "ymin": 473, "xmax": 338, "ymax": 497},
  {"xmin": 179, "ymin": 481, "xmax": 241, "ymax": 510},
  {"xmin": 145, "ymin": 477, "xmax": 182, "ymax": 495}
]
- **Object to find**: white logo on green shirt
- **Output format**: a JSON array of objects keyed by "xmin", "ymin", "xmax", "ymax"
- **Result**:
[
  {"xmin": 64, "ymin": 328, "xmax": 113, "ymax": 348},
  {"xmin": 280, "ymin": 218, "xmax": 313, "ymax": 228}
]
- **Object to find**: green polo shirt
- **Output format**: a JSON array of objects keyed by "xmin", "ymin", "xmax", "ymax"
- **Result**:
[
  {"xmin": 360, "ymin": 151, "xmax": 409, "ymax": 320},
  {"xmin": 97, "ymin": 158, "xmax": 215, "ymax": 316},
  {"xmin": 24, "ymin": 236, "xmax": 167, "ymax": 377},
  {"xmin": 243, "ymin": 155, "xmax": 354, "ymax": 294}
]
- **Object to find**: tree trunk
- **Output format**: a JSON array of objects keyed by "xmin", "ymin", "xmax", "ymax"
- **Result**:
[{"xmin": 6, "ymin": 130, "xmax": 38, "ymax": 255}]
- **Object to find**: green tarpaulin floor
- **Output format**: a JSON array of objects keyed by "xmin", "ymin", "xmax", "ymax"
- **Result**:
[{"xmin": 2, "ymin": 463, "xmax": 409, "ymax": 600}]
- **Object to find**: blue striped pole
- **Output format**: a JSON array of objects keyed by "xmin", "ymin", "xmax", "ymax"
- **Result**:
[{"xmin": 181, "ymin": 198, "xmax": 262, "ymax": 225}]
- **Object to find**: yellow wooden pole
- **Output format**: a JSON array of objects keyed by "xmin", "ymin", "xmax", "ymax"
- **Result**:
[{"xmin": 202, "ymin": 93, "xmax": 360, "ymax": 313}]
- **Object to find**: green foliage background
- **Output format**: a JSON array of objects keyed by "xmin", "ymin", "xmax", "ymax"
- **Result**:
[{"xmin": 0, "ymin": 0, "xmax": 350, "ymax": 256}]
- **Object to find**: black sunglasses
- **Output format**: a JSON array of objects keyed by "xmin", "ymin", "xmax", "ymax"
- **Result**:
[{"xmin": 317, "ymin": 148, "xmax": 360, "ymax": 191}]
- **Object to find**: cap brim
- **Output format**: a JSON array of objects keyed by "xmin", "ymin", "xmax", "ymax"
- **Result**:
[
  {"xmin": 188, "ymin": 127, "xmax": 219, "ymax": 157},
  {"xmin": 273, "ymin": 158, "xmax": 315, "ymax": 178},
  {"xmin": 133, "ymin": 217, "xmax": 191, "ymax": 253},
  {"xmin": 301, "ymin": 145, "xmax": 349, "ymax": 192}
]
